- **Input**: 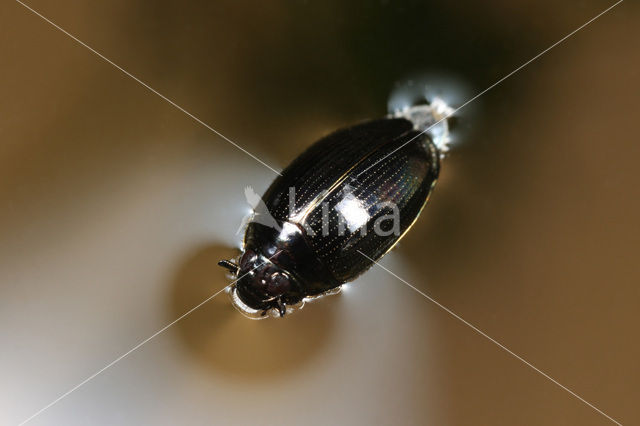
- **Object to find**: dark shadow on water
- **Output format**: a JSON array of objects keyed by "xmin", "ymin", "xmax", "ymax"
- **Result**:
[{"xmin": 169, "ymin": 243, "xmax": 339, "ymax": 379}]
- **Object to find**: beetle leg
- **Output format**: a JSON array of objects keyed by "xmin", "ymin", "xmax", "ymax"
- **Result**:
[
  {"xmin": 276, "ymin": 298, "xmax": 286, "ymax": 317},
  {"xmin": 217, "ymin": 259, "xmax": 239, "ymax": 274}
]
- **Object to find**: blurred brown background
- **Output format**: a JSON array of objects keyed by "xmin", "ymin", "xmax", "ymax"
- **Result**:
[{"xmin": 1, "ymin": 0, "xmax": 638, "ymax": 424}]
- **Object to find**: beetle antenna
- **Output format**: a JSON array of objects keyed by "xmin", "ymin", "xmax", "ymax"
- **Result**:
[{"xmin": 217, "ymin": 259, "xmax": 238, "ymax": 274}]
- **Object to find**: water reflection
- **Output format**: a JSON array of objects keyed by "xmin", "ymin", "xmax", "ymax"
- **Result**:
[{"xmin": 169, "ymin": 244, "xmax": 339, "ymax": 378}]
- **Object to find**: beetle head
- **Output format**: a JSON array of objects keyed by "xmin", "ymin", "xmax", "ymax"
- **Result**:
[{"xmin": 232, "ymin": 249, "xmax": 303, "ymax": 317}]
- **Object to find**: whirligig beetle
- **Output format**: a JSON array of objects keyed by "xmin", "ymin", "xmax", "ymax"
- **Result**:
[{"xmin": 219, "ymin": 98, "xmax": 455, "ymax": 318}]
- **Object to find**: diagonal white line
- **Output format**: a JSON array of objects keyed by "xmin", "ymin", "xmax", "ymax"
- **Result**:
[
  {"xmin": 17, "ymin": 256, "xmax": 266, "ymax": 425},
  {"xmin": 357, "ymin": 0, "xmax": 624, "ymax": 177},
  {"xmin": 358, "ymin": 251, "xmax": 624, "ymax": 425},
  {"xmin": 19, "ymin": 286, "xmax": 228, "ymax": 425},
  {"xmin": 12, "ymin": 0, "xmax": 625, "ymax": 424},
  {"xmin": 14, "ymin": 0, "xmax": 282, "ymax": 176}
]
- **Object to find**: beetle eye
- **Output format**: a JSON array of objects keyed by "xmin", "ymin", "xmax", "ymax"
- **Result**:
[{"xmin": 239, "ymin": 249, "xmax": 257, "ymax": 270}]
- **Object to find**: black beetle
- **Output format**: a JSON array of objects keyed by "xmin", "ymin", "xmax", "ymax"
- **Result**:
[{"xmin": 219, "ymin": 103, "xmax": 451, "ymax": 318}]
